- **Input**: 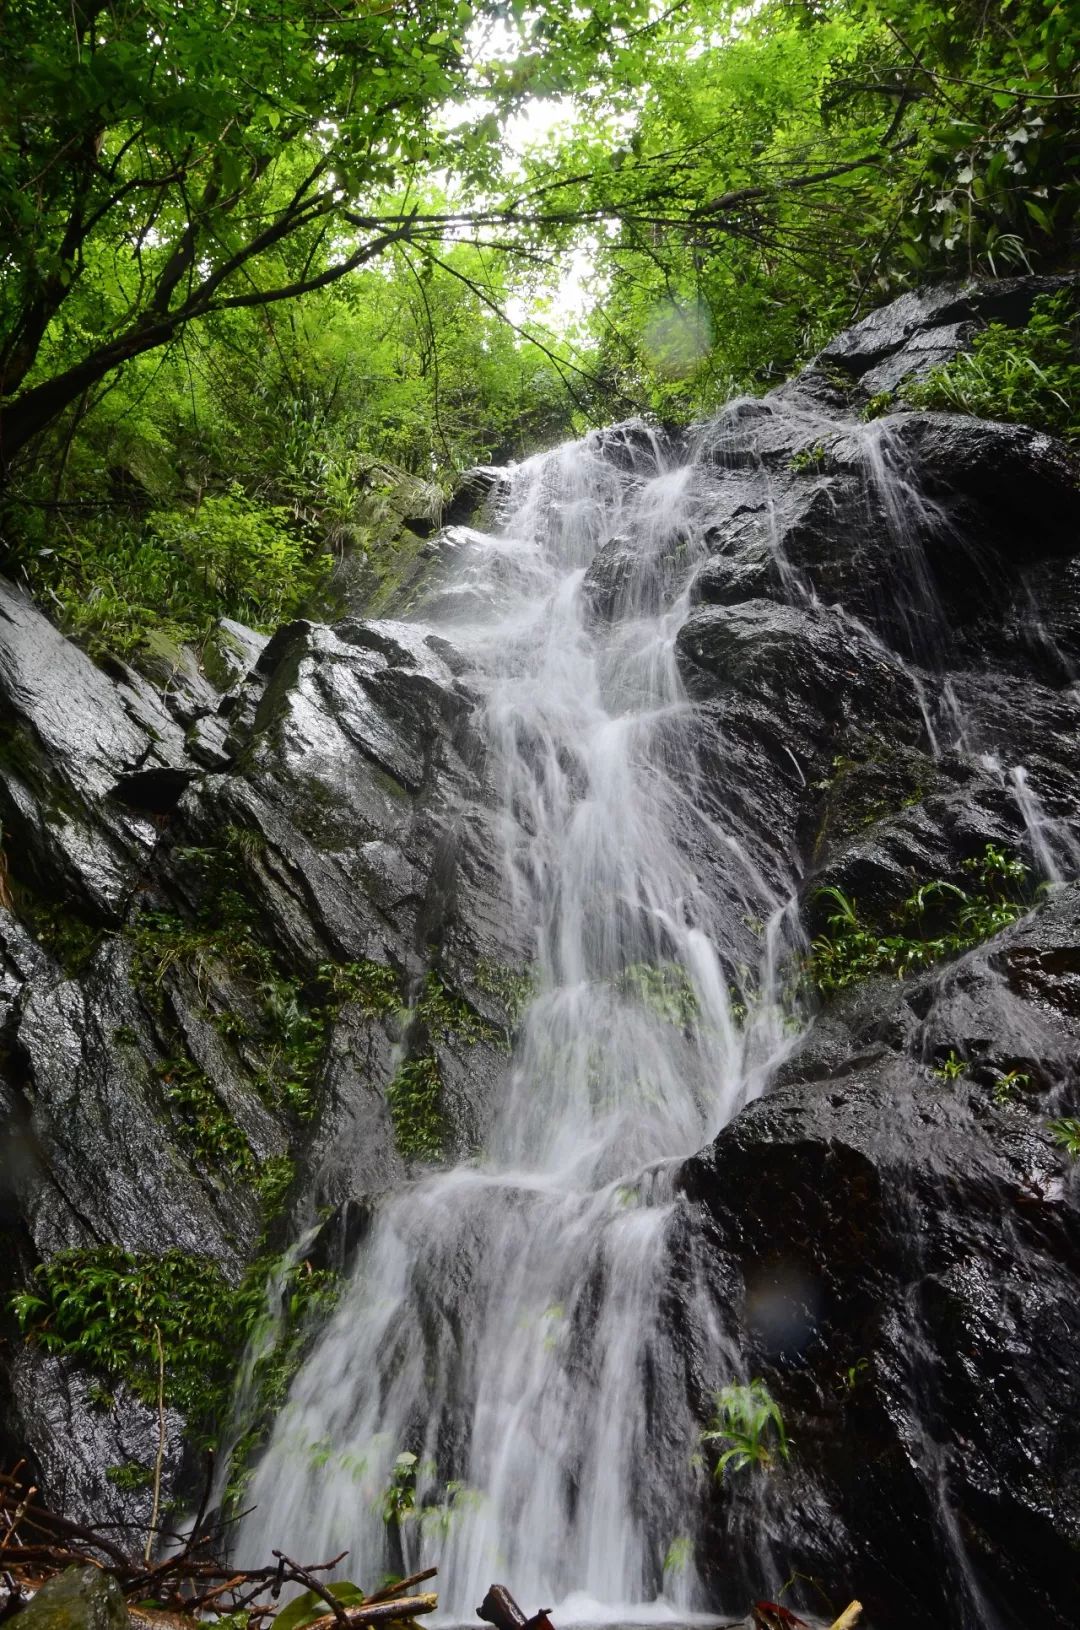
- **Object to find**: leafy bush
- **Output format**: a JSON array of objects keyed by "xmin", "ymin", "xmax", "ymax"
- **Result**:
[
  {"xmin": 11, "ymin": 1247, "xmax": 338, "ymax": 1449},
  {"xmin": 903, "ymin": 290, "xmax": 1080, "ymax": 443},
  {"xmin": 702, "ymin": 1379, "xmax": 790, "ymax": 1478},
  {"xmin": 14, "ymin": 489, "xmax": 330, "ymax": 662},
  {"xmin": 809, "ymin": 845, "xmax": 1030, "ymax": 996}
]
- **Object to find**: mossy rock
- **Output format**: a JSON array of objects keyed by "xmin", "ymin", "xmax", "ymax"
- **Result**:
[
  {"xmin": 814, "ymin": 743, "xmax": 936, "ymax": 859},
  {"xmin": 16, "ymin": 1568, "xmax": 128, "ymax": 1630}
]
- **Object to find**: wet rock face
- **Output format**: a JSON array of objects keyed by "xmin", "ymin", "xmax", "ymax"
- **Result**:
[{"xmin": 680, "ymin": 889, "xmax": 1080, "ymax": 1630}]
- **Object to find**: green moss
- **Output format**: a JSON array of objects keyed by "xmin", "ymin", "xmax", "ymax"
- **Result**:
[{"xmin": 812, "ymin": 744, "xmax": 935, "ymax": 859}]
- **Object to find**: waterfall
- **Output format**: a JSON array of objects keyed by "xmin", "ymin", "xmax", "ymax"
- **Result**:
[
  {"xmin": 237, "ymin": 400, "xmax": 1067, "ymax": 1621},
  {"xmin": 238, "ymin": 424, "xmax": 800, "ymax": 1618}
]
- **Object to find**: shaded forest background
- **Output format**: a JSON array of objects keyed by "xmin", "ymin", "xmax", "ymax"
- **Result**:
[{"xmin": 1, "ymin": 0, "xmax": 1076, "ymax": 663}]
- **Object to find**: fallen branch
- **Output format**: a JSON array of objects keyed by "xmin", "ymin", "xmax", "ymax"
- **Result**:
[{"xmin": 298, "ymin": 1595, "xmax": 438, "ymax": 1630}]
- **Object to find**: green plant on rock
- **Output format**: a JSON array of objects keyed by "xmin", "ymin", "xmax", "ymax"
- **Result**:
[
  {"xmin": 12, "ymin": 1247, "xmax": 339, "ymax": 1455},
  {"xmin": 903, "ymin": 290, "xmax": 1080, "ymax": 444},
  {"xmin": 663, "ymin": 1536, "xmax": 694, "ymax": 1577},
  {"xmin": 416, "ymin": 972, "xmax": 495, "ymax": 1048},
  {"xmin": 861, "ymin": 391, "xmax": 894, "ymax": 421},
  {"xmin": 105, "ymin": 1462, "xmax": 153, "ymax": 1491},
  {"xmin": 616, "ymin": 961, "xmax": 698, "ymax": 1028},
  {"xmin": 318, "ymin": 959, "xmax": 402, "ymax": 1018},
  {"xmin": 252, "ymin": 1156, "xmax": 296, "ymax": 1218},
  {"xmin": 933, "ymin": 1050, "xmax": 968, "ymax": 1082},
  {"xmin": 702, "ymin": 1378, "xmax": 790, "ymax": 1478},
  {"xmin": 156, "ymin": 1057, "xmax": 254, "ymax": 1176},
  {"xmin": 808, "ymin": 844, "xmax": 1030, "ymax": 997},
  {"xmin": 788, "ymin": 442, "xmax": 828, "ymax": 473},
  {"xmin": 474, "ymin": 959, "xmax": 535, "ymax": 1028},
  {"xmin": 387, "ymin": 1055, "xmax": 446, "ymax": 1163},
  {"xmin": 1048, "ymin": 1118, "xmax": 1080, "ymax": 1158},
  {"xmin": 992, "ymin": 1069, "xmax": 1031, "ymax": 1109}
]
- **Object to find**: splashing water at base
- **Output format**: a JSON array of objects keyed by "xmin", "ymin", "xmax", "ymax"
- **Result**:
[{"xmin": 237, "ymin": 426, "xmax": 799, "ymax": 1617}]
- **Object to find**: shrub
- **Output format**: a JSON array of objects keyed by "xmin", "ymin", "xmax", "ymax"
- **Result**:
[
  {"xmin": 903, "ymin": 290, "xmax": 1080, "ymax": 443},
  {"xmin": 13, "ymin": 488, "xmax": 330, "ymax": 662},
  {"xmin": 11, "ymin": 1247, "xmax": 338, "ymax": 1450}
]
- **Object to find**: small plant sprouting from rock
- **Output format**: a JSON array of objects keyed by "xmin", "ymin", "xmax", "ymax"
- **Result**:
[
  {"xmin": 663, "ymin": 1535, "xmax": 694, "ymax": 1576},
  {"xmin": 933, "ymin": 1050, "xmax": 968, "ymax": 1082},
  {"xmin": 701, "ymin": 1378, "xmax": 791, "ymax": 1478},
  {"xmin": 788, "ymin": 442, "xmax": 828, "ymax": 473},
  {"xmin": 993, "ymin": 1069, "xmax": 1031, "ymax": 1109},
  {"xmin": 808, "ymin": 844, "xmax": 1030, "ymax": 996},
  {"xmin": 1048, "ymin": 1118, "xmax": 1080, "ymax": 1158},
  {"xmin": 106, "ymin": 1463, "xmax": 153, "ymax": 1491}
]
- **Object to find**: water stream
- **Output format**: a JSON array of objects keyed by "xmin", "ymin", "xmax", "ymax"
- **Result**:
[
  {"xmin": 239, "ymin": 424, "xmax": 800, "ymax": 1618},
  {"xmin": 237, "ymin": 404, "xmax": 1068, "ymax": 1621}
]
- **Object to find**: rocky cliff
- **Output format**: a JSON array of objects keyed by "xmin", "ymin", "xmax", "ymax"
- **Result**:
[{"xmin": 1, "ymin": 276, "xmax": 1078, "ymax": 1629}]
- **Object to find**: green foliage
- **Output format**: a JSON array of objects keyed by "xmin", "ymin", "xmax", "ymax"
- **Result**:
[
  {"xmin": 788, "ymin": 443, "xmax": 829, "ymax": 473},
  {"xmin": 11, "ymin": 1248, "xmax": 263, "ymax": 1439},
  {"xmin": 387, "ymin": 1055, "xmax": 446, "ymax": 1164},
  {"xmin": 105, "ymin": 1463, "xmax": 153, "ymax": 1491},
  {"xmin": 156, "ymin": 1057, "xmax": 253, "ymax": 1176},
  {"xmin": 127, "ymin": 842, "xmax": 404, "ymax": 1125},
  {"xmin": 380, "ymin": 1450, "xmax": 424, "ymax": 1528},
  {"xmin": 615, "ymin": 962, "xmax": 699, "ymax": 1028},
  {"xmin": 252, "ymin": 1156, "xmax": 296, "ymax": 1218},
  {"xmin": 904, "ymin": 291, "xmax": 1080, "ymax": 442},
  {"xmin": 702, "ymin": 1378, "xmax": 791, "ymax": 1478},
  {"xmin": 416, "ymin": 972, "xmax": 496, "ymax": 1049},
  {"xmin": 663, "ymin": 1536, "xmax": 694, "ymax": 1576},
  {"xmin": 809, "ymin": 845, "xmax": 1030, "ymax": 996},
  {"xmin": 11, "ymin": 1246, "xmax": 338, "ymax": 1449},
  {"xmin": 862, "ymin": 391, "xmax": 895, "ymax": 421},
  {"xmin": 274, "ymin": 1584, "xmax": 367, "ymax": 1630},
  {"xmin": 933, "ymin": 1050, "xmax": 968, "ymax": 1082},
  {"xmin": 1048, "ymin": 1118, "xmax": 1080, "ymax": 1158},
  {"xmin": 12, "ymin": 491, "xmax": 329, "ymax": 661},
  {"xmin": 473, "ymin": 959, "xmax": 535, "ymax": 1028},
  {"xmin": 992, "ymin": 1069, "xmax": 1030, "ymax": 1109},
  {"xmin": 383, "ymin": 972, "xmax": 496, "ymax": 1161}
]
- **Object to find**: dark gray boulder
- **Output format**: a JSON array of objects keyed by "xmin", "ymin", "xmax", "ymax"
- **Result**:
[{"xmin": 679, "ymin": 887, "xmax": 1080, "ymax": 1630}]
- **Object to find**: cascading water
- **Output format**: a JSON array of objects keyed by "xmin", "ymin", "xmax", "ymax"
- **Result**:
[
  {"xmin": 238, "ymin": 425, "xmax": 801, "ymax": 1619},
  {"xmin": 237, "ymin": 395, "xmax": 1070, "ymax": 1624}
]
